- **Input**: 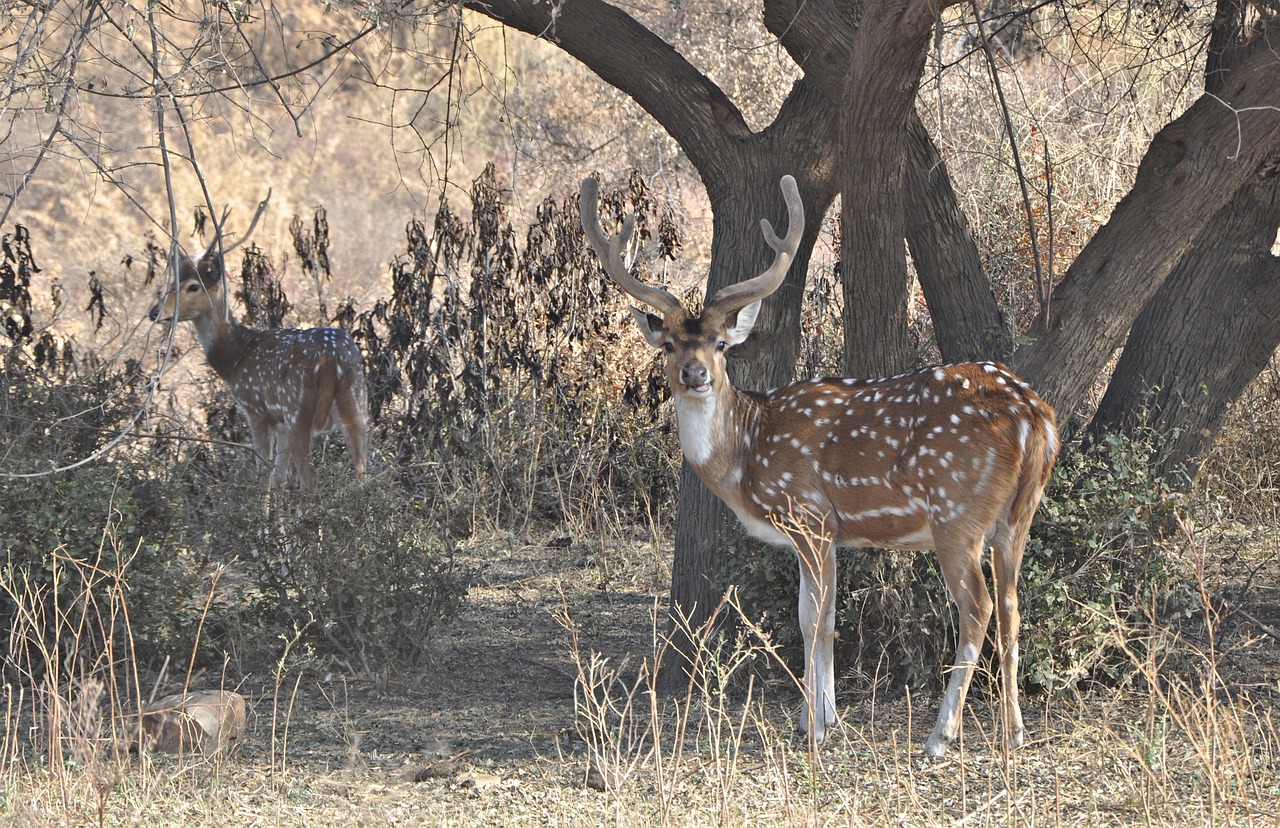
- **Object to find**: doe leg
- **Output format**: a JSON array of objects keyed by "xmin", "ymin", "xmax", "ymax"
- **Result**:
[
  {"xmin": 334, "ymin": 379, "xmax": 369, "ymax": 477},
  {"xmin": 991, "ymin": 523, "xmax": 1028, "ymax": 751}
]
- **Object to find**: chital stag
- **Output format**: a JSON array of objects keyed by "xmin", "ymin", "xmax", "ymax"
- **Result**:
[
  {"xmin": 148, "ymin": 200, "xmax": 369, "ymax": 486},
  {"xmin": 579, "ymin": 175, "xmax": 1059, "ymax": 755}
]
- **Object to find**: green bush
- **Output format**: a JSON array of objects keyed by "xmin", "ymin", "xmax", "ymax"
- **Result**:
[{"xmin": 1020, "ymin": 430, "xmax": 1184, "ymax": 689}]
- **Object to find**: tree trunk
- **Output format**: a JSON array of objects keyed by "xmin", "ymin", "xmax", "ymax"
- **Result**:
[
  {"xmin": 904, "ymin": 112, "xmax": 1012, "ymax": 362},
  {"xmin": 465, "ymin": 0, "xmax": 845, "ymax": 692},
  {"xmin": 839, "ymin": 4, "xmax": 934, "ymax": 377},
  {"xmin": 1011, "ymin": 41, "xmax": 1280, "ymax": 420},
  {"xmin": 660, "ymin": 121, "xmax": 839, "ymax": 690},
  {"xmin": 1087, "ymin": 160, "xmax": 1280, "ymax": 482}
]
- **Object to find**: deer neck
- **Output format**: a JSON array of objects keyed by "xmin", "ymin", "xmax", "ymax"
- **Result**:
[
  {"xmin": 188, "ymin": 309, "xmax": 257, "ymax": 383},
  {"xmin": 672, "ymin": 383, "xmax": 754, "ymax": 483}
]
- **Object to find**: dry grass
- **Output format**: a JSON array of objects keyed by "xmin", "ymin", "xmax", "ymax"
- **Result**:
[{"xmin": 2, "ymin": 507, "xmax": 1277, "ymax": 828}]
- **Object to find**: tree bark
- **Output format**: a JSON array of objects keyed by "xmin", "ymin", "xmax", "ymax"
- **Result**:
[
  {"xmin": 1011, "ymin": 40, "xmax": 1280, "ymax": 419},
  {"xmin": 1087, "ymin": 157, "xmax": 1280, "ymax": 482},
  {"xmin": 838, "ymin": 3, "xmax": 935, "ymax": 377},
  {"xmin": 904, "ymin": 112, "xmax": 1011, "ymax": 362}
]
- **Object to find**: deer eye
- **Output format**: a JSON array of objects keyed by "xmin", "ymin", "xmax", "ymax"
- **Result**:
[
  {"xmin": 185, "ymin": 282, "xmax": 200, "ymax": 292},
  {"xmin": 662, "ymin": 341, "xmax": 675, "ymax": 354},
  {"xmin": 716, "ymin": 341, "xmax": 728, "ymax": 352}
]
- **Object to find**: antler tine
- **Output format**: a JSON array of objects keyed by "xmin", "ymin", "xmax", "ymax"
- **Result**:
[
  {"xmin": 199, "ymin": 205, "xmax": 234, "ymax": 260},
  {"xmin": 579, "ymin": 177, "xmax": 684, "ymax": 317},
  {"xmin": 708, "ymin": 175, "xmax": 805, "ymax": 314},
  {"xmin": 221, "ymin": 188, "xmax": 273, "ymax": 255}
]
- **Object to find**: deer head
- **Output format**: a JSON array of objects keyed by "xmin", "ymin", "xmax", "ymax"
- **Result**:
[
  {"xmin": 579, "ymin": 175, "xmax": 804, "ymax": 399},
  {"xmin": 148, "ymin": 192, "xmax": 270, "ymax": 326}
]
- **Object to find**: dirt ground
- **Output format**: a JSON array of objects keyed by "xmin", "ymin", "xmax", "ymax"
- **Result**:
[{"xmin": 166, "ymin": 526, "xmax": 1280, "ymax": 828}]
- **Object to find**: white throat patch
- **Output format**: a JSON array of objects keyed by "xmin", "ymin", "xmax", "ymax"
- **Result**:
[{"xmin": 674, "ymin": 392, "xmax": 718, "ymax": 466}]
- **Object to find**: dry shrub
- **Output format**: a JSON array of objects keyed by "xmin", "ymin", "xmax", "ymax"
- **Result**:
[
  {"xmin": 344, "ymin": 164, "xmax": 679, "ymax": 536},
  {"xmin": 1195, "ymin": 355, "xmax": 1280, "ymax": 526},
  {"xmin": 2, "ymin": 227, "xmax": 204, "ymax": 675},
  {"xmin": 196, "ymin": 475, "xmax": 468, "ymax": 675}
]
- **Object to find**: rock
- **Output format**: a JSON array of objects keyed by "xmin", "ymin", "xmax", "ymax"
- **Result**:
[{"xmin": 141, "ymin": 690, "xmax": 246, "ymax": 757}]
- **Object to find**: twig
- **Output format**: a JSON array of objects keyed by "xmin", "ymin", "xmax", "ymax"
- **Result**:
[
  {"xmin": 967, "ymin": 0, "xmax": 1048, "ymax": 326},
  {"xmin": 1220, "ymin": 598, "xmax": 1280, "ymax": 643}
]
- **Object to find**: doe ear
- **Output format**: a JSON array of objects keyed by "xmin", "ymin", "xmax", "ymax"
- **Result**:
[
  {"xmin": 628, "ymin": 306, "xmax": 668, "ymax": 349},
  {"xmin": 722, "ymin": 300, "xmax": 762, "ymax": 347}
]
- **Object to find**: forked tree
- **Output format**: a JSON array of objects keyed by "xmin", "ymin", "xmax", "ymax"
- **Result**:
[
  {"xmin": 148, "ymin": 199, "xmax": 370, "ymax": 486},
  {"xmin": 580, "ymin": 175, "xmax": 1059, "ymax": 754}
]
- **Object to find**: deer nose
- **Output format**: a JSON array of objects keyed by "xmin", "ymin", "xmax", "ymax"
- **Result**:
[
  {"xmin": 147, "ymin": 305, "xmax": 159, "ymax": 322},
  {"xmin": 679, "ymin": 362, "xmax": 710, "ymax": 391}
]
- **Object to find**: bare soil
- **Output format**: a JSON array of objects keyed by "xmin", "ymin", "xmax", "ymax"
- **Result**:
[{"xmin": 185, "ymin": 527, "xmax": 1280, "ymax": 827}]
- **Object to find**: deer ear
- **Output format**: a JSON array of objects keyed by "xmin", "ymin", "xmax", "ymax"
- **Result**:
[
  {"xmin": 722, "ymin": 300, "xmax": 762, "ymax": 347},
  {"xmin": 629, "ymin": 306, "xmax": 667, "ymax": 349},
  {"xmin": 195, "ymin": 251, "xmax": 226, "ymax": 287}
]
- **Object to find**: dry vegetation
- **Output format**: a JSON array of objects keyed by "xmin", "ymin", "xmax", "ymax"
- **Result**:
[
  {"xmin": 1, "ymin": 507, "xmax": 1277, "ymax": 827},
  {"xmin": 3, "ymin": 1, "xmax": 1280, "ymax": 826}
]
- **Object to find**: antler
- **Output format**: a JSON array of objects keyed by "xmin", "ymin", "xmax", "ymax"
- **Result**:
[
  {"xmin": 579, "ymin": 178, "xmax": 684, "ymax": 317},
  {"xmin": 200, "ymin": 189, "xmax": 273, "ymax": 259},
  {"xmin": 706, "ymin": 175, "xmax": 804, "ymax": 314}
]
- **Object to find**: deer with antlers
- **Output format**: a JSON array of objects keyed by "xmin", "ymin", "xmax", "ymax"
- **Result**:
[
  {"xmin": 148, "ymin": 197, "xmax": 369, "ymax": 487},
  {"xmin": 579, "ymin": 175, "xmax": 1058, "ymax": 755}
]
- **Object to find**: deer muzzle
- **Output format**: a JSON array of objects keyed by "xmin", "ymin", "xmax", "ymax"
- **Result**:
[{"xmin": 679, "ymin": 362, "xmax": 711, "ymax": 393}]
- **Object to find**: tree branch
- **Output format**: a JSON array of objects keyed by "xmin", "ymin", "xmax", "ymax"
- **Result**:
[{"xmin": 462, "ymin": 0, "xmax": 752, "ymax": 182}]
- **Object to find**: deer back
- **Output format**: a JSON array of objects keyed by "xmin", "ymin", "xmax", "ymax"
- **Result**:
[{"xmin": 726, "ymin": 362, "xmax": 1057, "ymax": 550}]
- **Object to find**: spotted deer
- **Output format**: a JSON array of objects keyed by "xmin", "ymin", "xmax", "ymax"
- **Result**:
[
  {"xmin": 579, "ymin": 175, "xmax": 1059, "ymax": 755},
  {"xmin": 148, "ymin": 199, "xmax": 369, "ymax": 486}
]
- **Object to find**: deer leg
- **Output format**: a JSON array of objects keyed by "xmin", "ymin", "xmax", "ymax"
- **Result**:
[
  {"xmin": 269, "ymin": 425, "xmax": 294, "ymax": 485},
  {"xmin": 282, "ymin": 417, "xmax": 314, "ymax": 486},
  {"xmin": 245, "ymin": 418, "xmax": 273, "ymax": 472},
  {"xmin": 290, "ymin": 364, "xmax": 339, "ymax": 486},
  {"xmin": 794, "ymin": 535, "xmax": 837, "ymax": 744},
  {"xmin": 334, "ymin": 380, "xmax": 369, "ymax": 476},
  {"xmin": 925, "ymin": 534, "xmax": 992, "ymax": 756},
  {"xmin": 991, "ymin": 521, "xmax": 1028, "ymax": 751}
]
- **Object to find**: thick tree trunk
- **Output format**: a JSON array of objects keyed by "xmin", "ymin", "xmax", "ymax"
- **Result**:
[
  {"xmin": 903, "ymin": 112, "xmax": 1011, "ymax": 362},
  {"xmin": 1087, "ymin": 161, "xmax": 1280, "ymax": 482},
  {"xmin": 466, "ymin": 0, "xmax": 846, "ymax": 692},
  {"xmin": 839, "ymin": 4, "xmax": 934, "ymax": 377},
  {"xmin": 1011, "ymin": 42, "xmax": 1280, "ymax": 419},
  {"xmin": 660, "ymin": 111, "xmax": 839, "ymax": 690}
]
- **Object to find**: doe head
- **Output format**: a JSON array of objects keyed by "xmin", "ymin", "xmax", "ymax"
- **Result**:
[{"xmin": 146, "ymin": 191, "xmax": 270, "ymax": 325}]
